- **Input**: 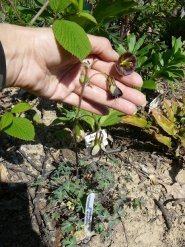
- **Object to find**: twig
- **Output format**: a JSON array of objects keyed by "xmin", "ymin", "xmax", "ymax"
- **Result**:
[
  {"xmin": 117, "ymin": 211, "xmax": 129, "ymax": 247},
  {"xmin": 32, "ymin": 148, "xmax": 52, "ymax": 247},
  {"xmin": 6, "ymin": 163, "xmax": 38, "ymax": 179},
  {"xmin": 172, "ymin": 198, "xmax": 185, "ymax": 206},
  {"xmin": 82, "ymin": 147, "xmax": 122, "ymax": 161},
  {"xmin": 18, "ymin": 148, "xmax": 42, "ymax": 172},
  {"xmin": 8, "ymin": 0, "xmax": 24, "ymax": 24},
  {"xmin": 30, "ymin": 0, "xmax": 49, "ymax": 26},
  {"xmin": 154, "ymin": 198, "xmax": 173, "ymax": 229}
]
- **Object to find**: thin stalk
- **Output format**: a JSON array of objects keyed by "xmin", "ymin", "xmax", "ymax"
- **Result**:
[{"xmin": 30, "ymin": 0, "xmax": 49, "ymax": 26}]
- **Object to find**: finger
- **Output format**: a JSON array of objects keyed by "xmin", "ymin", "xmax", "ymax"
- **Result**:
[
  {"xmin": 87, "ymin": 69, "xmax": 146, "ymax": 106},
  {"xmin": 85, "ymin": 57, "xmax": 143, "ymax": 88},
  {"xmin": 62, "ymin": 92, "xmax": 109, "ymax": 115},
  {"xmin": 74, "ymin": 83, "xmax": 138, "ymax": 115},
  {"xmin": 88, "ymin": 35, "xmax": 119, "ymax": 62}
]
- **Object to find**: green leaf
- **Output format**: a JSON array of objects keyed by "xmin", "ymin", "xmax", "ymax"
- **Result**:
[
  {"xmin": 55, "ymin": 129, "xmax": 71, "ymax": 140},
  {"xmin": 93, "ymin": 0, "xmax": 137, "ymax": 26},
  {"xmin": 163, "ymin": 98, "xmax": 175, "ymax": 122},
  {"xmin": 152, "ymin": 131, "xmax": 172, "ymax": 148},
  {"xmin": 49, "ymin": 0, "xmax": 71, "ymax": 12},
  {"xmin": 80, "ymin": 114, "xmax": 95, "ymax": 131},
  {"xmin": 30, "ymin": 109, "xmax": 39, "ymax": 125},
  {"xmin": 70, "ymin": 0, "xmax": 79, "ymax": 11},
  {"xmin": 136, "ymin": 44, "xmax": 153, "ymax": 56},
  {"xmin": 62, "ymin": 236, "xmax": 77, "ymax": 247},
  {"xmin": 172, "ymin": 36, "xmax": 182, "ymax": 54},
  {"xmin": 3, "ymin": 117, "xmax": 35, "ymax": 141},
  {"xmin": 117, "ymin": 44, "xmax": 126, "ymax": 55},
  {"xmin": 79, "ymin": 11, "xmax": 97, "ymax": 25},
  {"xmin": 99, "ymin": 110, "xmax": 124, "ymax": 127},
  {"xmin": 52, "ymin": 20, "xmax": 91, "ymax": 62},
  {"xmin": 137, "ymin": 56, "xmax": 148, "ymax": 68},
  {"xmin": 152, "ymin": 109, "xmax": 178, "ymax": 137},
  {"xmin": 127, "ymin": 34, "xmax": 136, "ymax": 53},
  {"xmin": 142, "ymin": 79, "xmax": 157, "ymax": 89},
  {"xmin": 132, "ymin": 35, "xmax": 146, "ymax": 54},
  {"xmin": 162, "ymin": 49, "xmax": 173, "ymax": 66},
  {"xmin": 61, "ymin": 221, "xmax": 75, "ymax": 234},
  {"xmin": 86, "ymin": 0, "xmax": 138, "ymax": 33},
  {"xmin": 51, "ymin": 117, "xmax": 70, "ymax": 125},
  {"xmin": 0, "ymin": 112, "xmax": 13, "ymax": 130},
  {"xmin": 121, "ymin": 115, "xmax": 149, "ymax": 128},
  {"xmin": 11, "ymin": 102, "xmax": 31, "ymax": 113}
]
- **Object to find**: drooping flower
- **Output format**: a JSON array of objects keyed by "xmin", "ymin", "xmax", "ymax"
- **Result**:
[
  {"xmin": 86, "ymin": 132, "xmax": 106, "ymax": 157},
  {"xmin": 116, "ymin": 52, "xmax": 137, "ymax": 76},
  {"xmin": 106, "ymin": 76, "xmax": 123, "ymax": 99}
]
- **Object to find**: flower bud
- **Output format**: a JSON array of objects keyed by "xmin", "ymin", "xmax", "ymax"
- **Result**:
[{"xmin": 106, "ymin": 76, "xmax": 123, "ymax": 99}]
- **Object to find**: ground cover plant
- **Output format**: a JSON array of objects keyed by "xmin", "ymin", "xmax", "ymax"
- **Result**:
[{"xmin": 0, "ymin": 0, "xmax": 185, "ymax": 247}]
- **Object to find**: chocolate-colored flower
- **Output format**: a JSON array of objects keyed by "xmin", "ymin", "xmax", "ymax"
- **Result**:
[
  {"xmin": 106, "ymin": 76, "xmax": 123, "ymax": 99},
  {"xmin": 86, "ymin": 132, "xmax": 106, "ymax": 157},
  {"xmin": 116, "ymin": 52, "xmax": 137, "ymax": 76}
]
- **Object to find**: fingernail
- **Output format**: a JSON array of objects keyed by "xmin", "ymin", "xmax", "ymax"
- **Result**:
[
  {"xmin": 141, "ymin": 100, "xmax": 147, "ymax": 107},
  {"xmin": 132, "ymin": 109, "xmax": 137, "ymax": 115}
]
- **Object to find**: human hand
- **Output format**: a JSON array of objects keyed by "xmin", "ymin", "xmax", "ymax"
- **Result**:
[{"xmin": 0, "ymin": 24, "xmax": 146, "ymax": 115}]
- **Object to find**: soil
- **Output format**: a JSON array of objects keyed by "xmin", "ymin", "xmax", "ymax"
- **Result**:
[{"xmin": 0, "ymin": 79, "xmax": 185, "ymax": 247}]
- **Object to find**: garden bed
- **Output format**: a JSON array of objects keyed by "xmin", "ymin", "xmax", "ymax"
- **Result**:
[{"xmin": 0, "ymin": 79, "xmax": 185, "ymax": 247}]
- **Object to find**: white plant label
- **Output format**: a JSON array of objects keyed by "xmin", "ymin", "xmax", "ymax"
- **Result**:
[
  {"xmin": 149, "ymin": 95, "xmax": 161, "ymax": 113},
  {"xmin": 85, "ymin": 129, "xmax": 108, "ymax": 148},
  {"xmin": 83, "ymin": 192, "xmax": 95, "ymax": 243}
]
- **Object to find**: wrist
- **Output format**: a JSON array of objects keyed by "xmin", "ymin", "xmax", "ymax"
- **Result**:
[{"xmin": 0, "ymin": 24, "xmax": 33, "ymax": 88}]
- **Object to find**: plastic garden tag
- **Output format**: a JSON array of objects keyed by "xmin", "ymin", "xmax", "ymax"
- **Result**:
[
  {"xmin": 83, "ymin": 193, "xmax": 95, "ymax": 244},
  {"xmin": 84, "ymin": 129, "xmax": 108, "ymax": 147},
  {"xmin": 149, "ymin": 95, "xmax": 161, "ymax": 113}
]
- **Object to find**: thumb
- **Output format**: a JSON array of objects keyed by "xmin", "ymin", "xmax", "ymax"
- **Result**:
[{"xmin": 88, "ymin": 34, "xmax": 119, "ymax": 62}]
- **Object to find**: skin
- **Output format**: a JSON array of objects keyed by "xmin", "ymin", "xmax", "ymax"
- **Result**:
[{"xmin": 0, "ymin": 23, "xmax": 146, "ymax": 115}]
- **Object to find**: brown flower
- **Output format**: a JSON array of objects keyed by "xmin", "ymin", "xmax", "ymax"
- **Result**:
[{"xmin": 116, "ymin": 52, "xmax": 137, "ymax": 76}]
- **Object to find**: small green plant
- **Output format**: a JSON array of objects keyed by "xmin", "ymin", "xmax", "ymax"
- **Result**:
[
  {"xmin": 47, "ymin": 159, "xmax": 124, "ymax": 245},
  {"xmin": 52, "ymin": 106, "xmax": 125, "ymax": 135},
  {"xmin": 121, "ymin": 96, "xmax": 185, "ymax": 151},
  {"xmin": 0, "ymin": 102, "xmax": 35, "ymax": 141}
]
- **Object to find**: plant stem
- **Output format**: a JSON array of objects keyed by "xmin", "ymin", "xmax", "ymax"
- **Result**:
[{"xmin": 30, "ymin": 0, "xmax": 49, "ymax": 26}]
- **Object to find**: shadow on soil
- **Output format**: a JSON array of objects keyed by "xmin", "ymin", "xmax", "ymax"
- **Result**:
[{"xmin": 0, "ymin": 182, "xmax": 41, "ymax": 247}]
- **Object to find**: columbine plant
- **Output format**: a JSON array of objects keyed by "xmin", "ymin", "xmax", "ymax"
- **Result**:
[{"xmin": 86, "ymin": 131, "xmax": 107, "ymax": 157}]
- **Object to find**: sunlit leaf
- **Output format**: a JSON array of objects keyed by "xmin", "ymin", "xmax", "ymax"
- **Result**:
[
  {"xmin": 152, "ymin": 109, "xmax": 178, "ymax": 137},
  {"xmin": 152, "ymin": 131, "xmax": 172, "ymax": 148},
  {"xmin": 11, "ymin": 102, "xmax": 31, "ymax": 113},
  {"xmin": 79, "ymin": 11, "xmax": 97, "ymax": 25},
  {"xmin": 3, "ymin": 117, "xmax": 35, "ymax": 141},
  {"xmin": 163, "ymin": 98, "xmax": 175, "ymax": 122},
  {"xmin": 121, "ymin": 115, "xmax": 149, "ymax": 128},
  {"xmin": 49, "ymin": 0, "xmax": 71, "ymax": 12},
  {"xmin": 0, "ymin": 112, "xmax": 13, "ymax": 130},
  {"xmin": 52, "ymin": 20, "xmax": 91, "ymax": 61}
]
